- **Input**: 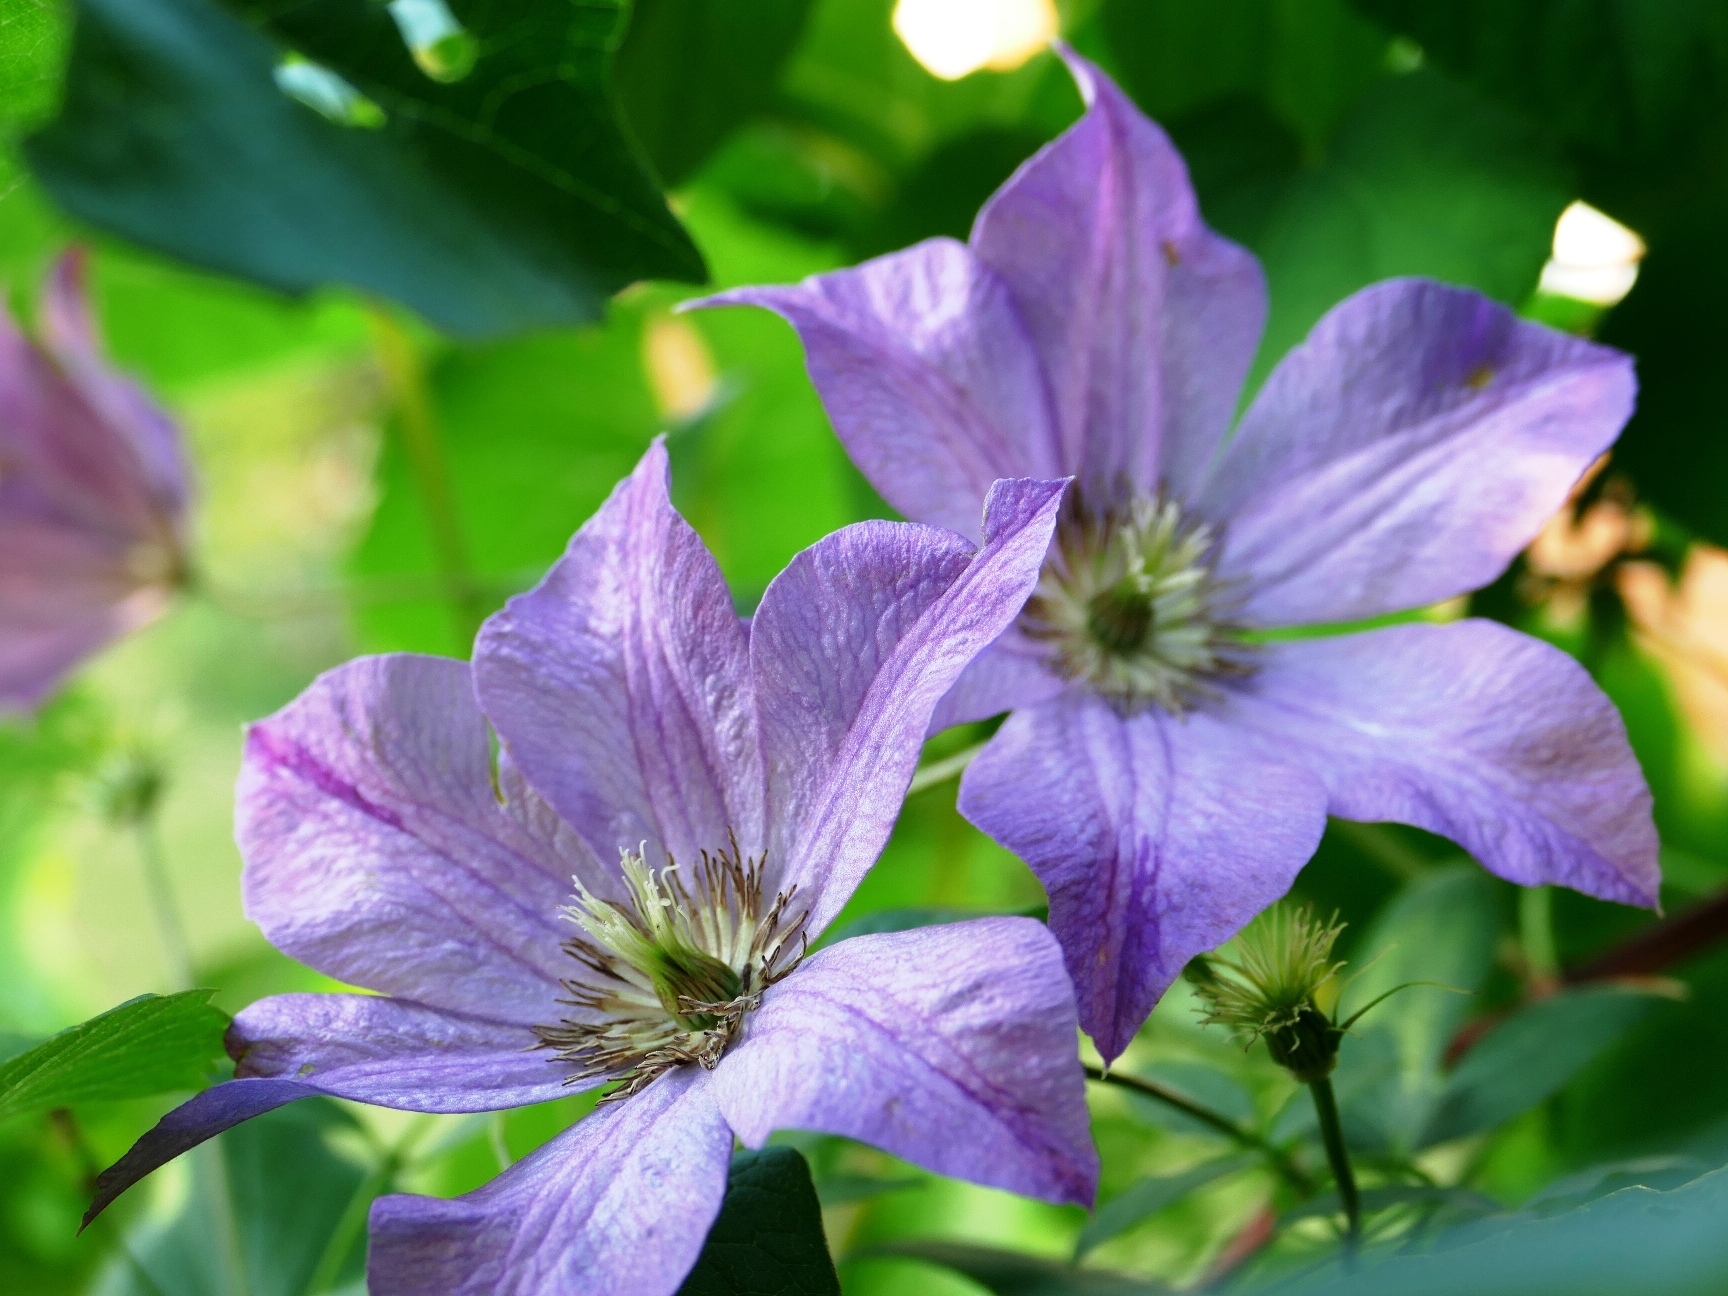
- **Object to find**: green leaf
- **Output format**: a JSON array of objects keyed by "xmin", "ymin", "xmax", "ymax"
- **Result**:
[
  {"xmin": 615, "ymin": 0, "xmax": 815, "ymax": 188},
  {"xmin": 678, "ymin": 1145, "xmax": 840, "ymax": 1296},
  {"xmin": 1522, "ymin": 1156, "xmax": 1713, "ymax": 1218},
  {"xmin": 1348, "ymin": 0, "xmax": 1728, "ymax": 166},
  {"xmin": 0, "ymin": 992, "xmax": 229, "ymax": 1122},
  {"xmin": 1101, "ymin": 0, "xmax": 1390, "ymax": 156},
  {"xmin": 1254, "ymin": 1162, "xmax": 1728, "ymax": 1295},
  {"xmin": 1280, "ymin": 1182, "xmax": 1499, "ymax": 1226},
  {"xmin": 98, "ymin": 1098, "xmax": 374, "ymax": 1296},
  {"xmin": 862, "ymin": 1241, "xmax": 1166, "ymax": 1295},
  {"xmin": 1419, "ymin": 983, "xmax": 1666, "ymax": 1147},
  {"xmin": 1248, "ymin": 67, "xmax": 1571, "ymax": 380},
  {"xmin": 27, "ymin": 0, "xmax": 704, "ymax": 339},
  {"xmin": 811, "ymin": 1171, "xmax": 921, "ymax": 1207},
  {"xmin": 817, "ymin": 907, "xmax": 982, "ymax": 947},
  {"xmin": 1075, "ymin": 1152, "xmax": 1257, "ymax": 1258}
]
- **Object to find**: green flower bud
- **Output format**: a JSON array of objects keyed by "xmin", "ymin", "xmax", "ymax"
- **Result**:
[{"xmin": 1188, "ymin": 905, "xmax": 1348, "ymax": 1082}]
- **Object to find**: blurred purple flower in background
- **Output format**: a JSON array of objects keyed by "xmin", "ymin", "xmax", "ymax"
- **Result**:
[
  {"xmin": 85, "ymin": 442, "xmax": 1096, "ymax": 1294},
  {"xmin": 701, "ymin": 51, "xmax": 1661, "ymax": 1062},
  {"xmin": 0, "ymin": 249, "xmax": 190, "ymax": 712}
]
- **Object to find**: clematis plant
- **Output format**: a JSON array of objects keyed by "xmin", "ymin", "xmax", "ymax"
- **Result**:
[
  {"xmin": 699, "ymin": 49, "xmax": 1661, "ymax": 1062},
  {"xmin": 0, "ymin": 249, "xmax": 190, "ymax": 711},
  {"xmin": 84, "ymin": 442, "xmax": 1098, "ymax": 1294}
]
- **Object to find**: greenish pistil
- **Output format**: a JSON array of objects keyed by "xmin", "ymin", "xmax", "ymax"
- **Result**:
[
  {"xmin": 1020, "ymin": 489, "xmax": 1248, "ymax": 713},
  {"xmin": 1086, "ymin": 577, "xmax": 1156, "ymax": 655},
  {"xmin": 647, "ymin": 944, "xmax": 743, "ymax": 1029}
]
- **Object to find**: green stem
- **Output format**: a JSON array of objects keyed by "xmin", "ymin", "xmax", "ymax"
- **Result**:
[
  {"xmin": 52, "ymin": 1110, "xmax": 174, "ymax": 1296},
  {"xmin": 369, "ymin": 309, "xmax": 484, "ymax": 651},
  {"xmin": 132, "ymin": 816, "xmax": 193, "ymax": 994},
  {"xmin": 1085, "ymin": 1065, "xmax": 1314, "ymax": 1194},
  {"xmin": 302, "ymin": 1115, "xmax": 436, "ymax": 1296},
  {"xmin": 488, "ymin": 1111, "xmax": 513, "ymax": 1172},
  {"xmin": 201, "ymin": 1141, "xmax": 252, "ymax": 1296},
  {"xmin": 1308, "ymin": 1076, "xmax": 1360, "ymax": 1244},
  {"xmin": 1519, "ymin": 885, "xmax": 1561, "ymax": 991},
  {"xmin": 907, "ymin": 741, "xmax": 987, "ymax": 796}
]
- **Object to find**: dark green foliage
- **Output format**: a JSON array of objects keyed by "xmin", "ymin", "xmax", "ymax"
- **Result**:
[
  {"xmin": 1420, "ymin": 983, "xmax": 1663, "ymax": 1146},
  {"xmin": 100, "ymin": 1099, "xmax": 373, "ymax": 1296},
  {"xmin": 1075, "ymin": 1153, "xmax": 1256, "ymax": 1258},
  {"xmin": 679, "ymin": 1146, "xmax": 840, "ymax": 1296},
  {"xmin": 0, "ymin": 992, "xmax": 229, "ymax": 1122},
  {"xmin": 862, "ymin": 1240, "xmax": 1166, "ymax": 1294},
  {"xmin": 1256, "ymin": 1163, "xmax": 1728, "ymax": 1296},
  {"xmin": 27, "ymin": 0, "xmax": 704, "ymax": 338},
  {"xmin": 1349, "ymin": 0, "xmax": 1728, "ymax": 171},
  {"xmin": 615, "ymin": 0, "xmax": 815, "ymax": 187}
]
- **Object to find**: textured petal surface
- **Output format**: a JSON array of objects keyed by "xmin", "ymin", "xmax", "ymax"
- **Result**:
[
  {"xmin": 751, "ymin": 477, "xmax": 1066, "ymax": 932},
  {"xmin": 710, "ymin": 918, "xmax": 1097, "ymax": 1205},
  {"xmin": 970, "ymin": 49, "xmax": 1265, "ymax": 499},
  {"xmin": 1201, "ymin": 279, "xmax": 1636, "ymax": 626},
  {"xmin": 84, "ymin": 1078, "xmax": 318, "ymax": 1227},
  {"xmin": 368, "ymin": 1067, "xmax": 732, "ymax": 1296},
  {"xmin": 960, "ymin": 694, "xmax": 1328, "ymax": 1061},
  {"xmin": 1231, "ymin": 621, "xmax": 1660, "ymax": 906},
  {"xmin": 697, "ymin": 238, "xmax": 1060, "ymax": 541},
  {"xmin": 229, "ymin": 993, "xmax": 577, "ymax": 1111},
  {"xmin": 473, "ymin": 439, "xmax": 761, "ymax": 869},
  {"xmin": 926, "ymin": 626, "xmax": 1067, "ymax": 735},
  {"xmin": 237, "ymin": 653, "xmax": 589, "ymax": 1025}
]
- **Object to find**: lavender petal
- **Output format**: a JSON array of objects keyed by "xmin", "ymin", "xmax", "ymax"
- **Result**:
[
  {"xmin": 710, "ymin": 918, "xmax": 1098, "ymax": 1206},
  {"xmin": 1233, "ymin": 621, "xmax": 1660, "ymax": 906},
  {"xmin": 367, "ymin": 1067, "xmax": 732, "ymax": 1296},
  {"xmin": 959, "ymin": 693, "xmax": 1329, "ymax": 1062}
]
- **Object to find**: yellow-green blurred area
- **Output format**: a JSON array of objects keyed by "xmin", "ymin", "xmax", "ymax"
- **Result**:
[{"xmin": 4, "ymin": 0, "xmax": 1728, "ymax": 1293}]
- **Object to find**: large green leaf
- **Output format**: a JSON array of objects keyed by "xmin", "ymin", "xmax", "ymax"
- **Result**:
[
  {"xmin": 1419, "ymin": 983, "xmax": 1666, "ymax": 1147},
  {"xmin": 1248, "ymin": 67, "xmax": 1571, "ymax": 378},
  {"xmin": 0, "ymin": 992, "xmax": 229, "ymax": 1122},
  {"xmin": 27, "ymin": 0, "xmax": 704, "ymax": 339},
  {"xmin": 95, "ymin": 1099, "xmax": 373, "ymax": 1296},
  {"xmin": 678, "ymin": 1146, "xmax": 840, "ymax": 1296},
  {"xmin": 1253, "ymin": 1163, "xmax": 1728, "ymax": 1295},
  {"xmin": 1101, "ymin": 0, "xmax": 1390, "ymax": 156},
  {"xmin": 1348, "ymin": 0, "xmax": 1728, "ymax": 169},
  {"xmin": 615, "ymin": 0, "xmax": 814, "ymax": 188},
  {"xmin": 1074, "ymin": 1152, "xmax": 1257, "ymax": 1259}
]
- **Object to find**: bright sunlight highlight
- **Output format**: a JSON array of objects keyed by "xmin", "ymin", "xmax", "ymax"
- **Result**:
[
  {"xmin": 1538, "ymin": 200, "xmax": 1647, "ymax": 307},
  {"xmin": 892, "ymin": 0, "xmax": 1059, "ymax": 81}
]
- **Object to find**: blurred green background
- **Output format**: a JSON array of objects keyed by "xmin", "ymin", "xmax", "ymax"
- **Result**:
[{"xmin": 3, "ymin": 0, "xmax": 1728, "ymax": 1292}]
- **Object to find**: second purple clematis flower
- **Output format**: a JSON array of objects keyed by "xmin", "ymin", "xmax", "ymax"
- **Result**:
[
  {"xmin": 86, "ymin": 442, "xmax": 1096, "ymax": 1294},
  {"xmin": 698, "ymin": 50, "xmax": 1661, "ymax": 1062},
  {"xmin": 0, "ymin": 250, "xmax": 190, "ymax": 711}
]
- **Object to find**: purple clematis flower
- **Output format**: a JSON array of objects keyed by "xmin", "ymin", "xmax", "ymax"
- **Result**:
[
  {"xmin": 0, "ymin": 249, "xmax": 190, "ymax": 711},
  {"xmin": 87, "ymin": 442, "xmax": 1097, "ymax": 1294},
  {"xmin": 696, "ymin": 50, "xmax": 1660, "ymax": 1062}
]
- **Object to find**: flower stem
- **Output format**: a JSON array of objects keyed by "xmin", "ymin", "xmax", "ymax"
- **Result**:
[
  {"xmin": 1519, "ymin": 885, "xmax": 1562, "ymax": 994},
  {"xmin": 1308, "ymin": 1075, "xmax": 1360, "ymax": 1244},
  {"xmin": 1084, "ymin": 1065, "xmax": 1313, "ymax": 1193},
  {"xmin": 132, "ymin": 816, "xmax": 193, "ymax": 994},
  {"xmin": 368, "ymin": 308, "xmax": 484, "ymax": 652}
]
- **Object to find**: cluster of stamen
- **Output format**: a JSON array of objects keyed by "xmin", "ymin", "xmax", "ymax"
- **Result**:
[
  {"xmin": 535, "ymin": 839, "xmax": 807, "ymax": 1102},
  {"xmin": 1020, "ymin": 487, "xmax": 1249, "ymax": 713}
]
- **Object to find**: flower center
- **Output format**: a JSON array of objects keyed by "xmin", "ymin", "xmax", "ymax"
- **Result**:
[
  {"xmin": 1020, "ymin": 488, "xmax": 1248, "ymax": 712},
  {"xmin": 535, "ymin": 841, "xmax": 806, "ymax": 1101}
]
